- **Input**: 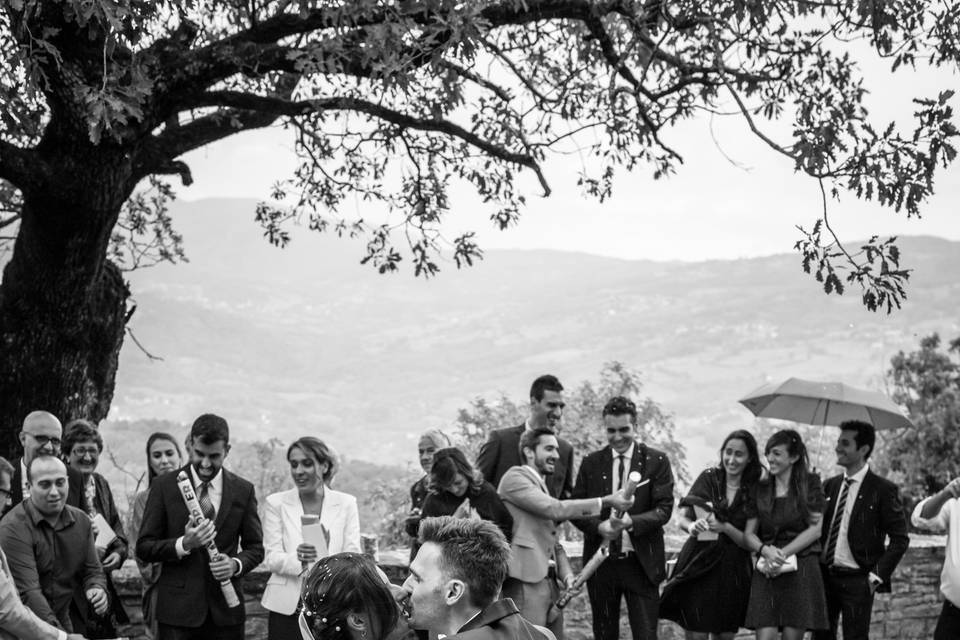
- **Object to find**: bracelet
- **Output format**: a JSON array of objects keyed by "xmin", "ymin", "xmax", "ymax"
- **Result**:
[{"xmin": 758, "ymin": 544, "xmax": 766, "ymax": 555}]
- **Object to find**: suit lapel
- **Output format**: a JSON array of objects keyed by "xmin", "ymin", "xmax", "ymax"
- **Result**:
[
  {"xmin": 848, "ymin": 470, "xmax": 873, "ymax": 525},
  {"xmin": 458, "ymin": 599, "xmax": 517, "ymax": 633},
  {"xmin": 215, "ymin": 470, "xmax": 234, "ymax": 530}
]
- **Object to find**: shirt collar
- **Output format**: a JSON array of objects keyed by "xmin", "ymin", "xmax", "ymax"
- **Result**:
[
  {"xmin": 23, "ymin": 497, "xmax": 75, "ymax": 529},
  {"xmin": 613, "ymin": 442, "xmax": 635, "ymax": 461},
  {"xmin": 189, "ymin": 465, "xmax": 224, "ymax": 491},
  {"xmin": 845, "ymin": 463, "xmax": 869, "ymax": 483}
]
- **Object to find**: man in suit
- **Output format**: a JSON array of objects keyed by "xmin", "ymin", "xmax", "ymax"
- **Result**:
[
  {"xmin": 498, "ymin": 428, "xmax": 633, "ymax": 639},
  {"xmin": 478, "ymin": 374, "xmax": 575, "ymax": 498},
  {"xmin": 571, "ymin": 396, "xmax": 675, "ymax": 640},
  {"xmin": 0, "ymin": 456, "xmax": 88, "ymax": 640},
  {"xmin": 5, "ymin": 411, "xmax": 84, "ymax": 517},
  {"xmin": 137, "ymin": 414, "xmax": 264, "ymax": 640},
  {"xmin": 0, "ymin": 455, "xmax": 108, "ymax": 632},
  {"xmin": 401, "ymin": 515, "xmax": 555, "ymax": 640},
  {"xmin": 814, "ymin": 419, "xmax": 909, "ymax": 640}
]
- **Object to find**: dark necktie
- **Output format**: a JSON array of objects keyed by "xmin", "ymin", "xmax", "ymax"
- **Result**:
[
  {"xmin": 824, "ymin": 477, "xmax": 853, "ymax": 564},
  {"xmin": 198, "ymin": 481, "xmax": 216, "ymax": 521},
  {"xmin": 610, "ymin": 455, "xmax": 626, "ymax": 555}
]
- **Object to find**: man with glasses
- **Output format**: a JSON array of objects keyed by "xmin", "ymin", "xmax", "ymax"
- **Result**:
[
  {"xmin": 6, "ymin": 411, "xmax": 85, "ymax": 517},
  {"xmin": 571, "ymin": 396, "xmax": 675, "ymax": 640}
]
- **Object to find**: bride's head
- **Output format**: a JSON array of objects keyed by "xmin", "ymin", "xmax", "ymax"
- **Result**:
[{"xmin": 299, "ymin": 553, "xmax": 400, "ymax": 640}]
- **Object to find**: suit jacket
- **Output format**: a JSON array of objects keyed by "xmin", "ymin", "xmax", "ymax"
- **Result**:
[
  {"xmin": 0, "ymin": 547, "xmax": 62, "ymax": 640},
  {"xmin": 135, "ymin": 465, "xmax": 264, "ymax": 628},
  {"xmin": 477, "ymin": 425, "xmax": 575, "ymax": 499},
  {"xmin": 498, "ymin": 465, "xmax": 601, "ymax": 584},
  {"xmin": 571, "ymin": 442, "xmax": 675, "ymax": 585},
  {"xmin": 447, "ymin": 598, "xmax": 556, "ymax": 640},
  {"xmin": 820, "ymin": 469, "xmax": 909, "ymax": 592},
  {"xmin": 4, "ymin": 459, "xmax": 85, "ymax": 517},
  {"xmin": 260, "ymin": 487, "xmax": 361, "ymax": 615}
]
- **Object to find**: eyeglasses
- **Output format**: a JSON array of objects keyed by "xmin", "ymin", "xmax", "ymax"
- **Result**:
[
  {"xmin": 27, "ymin": 434, "xmax": 61, "ymax": 447},
  {"xmin": 71, "ymin": 447, "xmax": 100, "ymax": 457}
]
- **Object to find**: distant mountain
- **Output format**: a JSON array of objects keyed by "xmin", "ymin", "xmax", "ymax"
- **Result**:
[{"xmin": 110, "ymin": 198, "xmax": 960, "ymax": 474}]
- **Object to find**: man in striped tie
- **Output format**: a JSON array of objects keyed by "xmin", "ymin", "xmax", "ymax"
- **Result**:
[
  {"xmin": 137, "ymin": 414, "xmax": 264, "ymax": 640},
  {"xmin": 814, "ymin": 420, "xmax": 909, "ymax": 640}
]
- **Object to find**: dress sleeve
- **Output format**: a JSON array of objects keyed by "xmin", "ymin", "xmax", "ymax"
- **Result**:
[{"xmin": 679, "ymin": 469, "xmax": 716, "ymax": 507}]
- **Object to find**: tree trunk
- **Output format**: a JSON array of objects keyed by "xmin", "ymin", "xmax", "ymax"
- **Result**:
[{"xmin": 0, "ymin": 147, "xmax": 133, "ymax": 461}]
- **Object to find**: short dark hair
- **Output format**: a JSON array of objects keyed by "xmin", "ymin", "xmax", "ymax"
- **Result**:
[
  {"xmin": 519, "ymin": 427, "xmax": 556, "ymax": 463},
  {"xmin": 529, "ymin": 374, "xmax": 563, "ymax": 402},
  {"xmin": 839, "ymin": 420, "xmax": 876, "ymax": 459},
  {"xmin": 287, "ymin": 437, "xmax": 339, "ymax": 484},
  {"xmin": 62, "ymin": 419, "xmax": 103, "ymax": 455},
  {"xmin": 190, "ymin": 414, "xmax": 230, "ymax": 446},
  {"xmin": 418, "ymin": 516, "xmax": 510, "ymax": 609},
  {"xmin": 429, "ymin": 448, "xmax": 483, "ymax": 495},
  {"xmin": 27, "ymin": 454, "xmax": 66, "ymax": 482},
  {"xmin": 300, "ymin": 552, "xmax": 398, "ymax": 640},
  {"xmin": 602, "ymin": 396, "xmax": 637, "ymax": 422}
]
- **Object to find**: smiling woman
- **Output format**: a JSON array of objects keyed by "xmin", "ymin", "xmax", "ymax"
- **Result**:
[
  {"xmin": 261, "ymin": 437, "xmax": 361, "ymax": 640},
  {"xmin": 61, "ymin": 419, "xmax": 130, "ymax": 637}
]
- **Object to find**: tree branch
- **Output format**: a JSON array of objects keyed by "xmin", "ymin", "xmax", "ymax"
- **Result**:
[{"xmin": 186, "ymin": 90, "xmax": 551, "ymax": 195}]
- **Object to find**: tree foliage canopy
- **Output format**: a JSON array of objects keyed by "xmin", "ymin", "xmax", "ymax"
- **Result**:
[
  {"xmin": 1, "ymin": 0, "xmax": 957, "ymax": 304},
  {"xmin": 879, "ymin": 333, "xmax": 960, "ymax": 498}
]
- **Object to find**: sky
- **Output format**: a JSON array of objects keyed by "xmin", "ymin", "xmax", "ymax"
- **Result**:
[{"xmin": 178, "ymin": 50, "xmax": 960, "ymax": 263}]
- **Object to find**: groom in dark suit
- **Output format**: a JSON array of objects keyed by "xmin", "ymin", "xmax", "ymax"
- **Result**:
[
  {"xmin": 572, "ymin": 396, "xmax": 675, "ymax": 640},
  {"xmin": 476, "ymin": 374, "xmax": 575, "ymax": 498},
  {"xmin": 814, "ymin": 419, "xmax": 909, "ymax": 640},
  {"xmin": 137, "ymin": 414, "xmax": 263, "ymax": 640}
]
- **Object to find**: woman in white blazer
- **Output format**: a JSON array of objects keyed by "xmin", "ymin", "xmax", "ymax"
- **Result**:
[{"xmin": 262, "ymin": 437, "xmax": 361, "ymax": 640}]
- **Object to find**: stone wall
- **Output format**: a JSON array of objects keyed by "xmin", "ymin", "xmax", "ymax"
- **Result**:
[{"xmin": 112, "ymin": 539, "xmax": 947, "ymax": 640}]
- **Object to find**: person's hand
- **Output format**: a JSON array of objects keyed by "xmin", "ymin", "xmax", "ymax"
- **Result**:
[
  {"xmin": 602, "ymin": 492, "xmax": 634, "ymax": 513},
  {"xmin": 706, "ymin": 513, "xmax": 725, "ymax": 532},
  {"xmin": 297, "ymin": 543, "xmax": 318, "ymax": 565},
  {"xmin": 183, "ymin": 517, "xmax": 216, "ymax": 551},
  {"xmin": 101, "ymin": 551, "xmax": 122, "ymax": 572},
  {"xmin": 689, "ymin": 518, "xmax": 710, "ymax": 537},
  {"xmin": 85, "ymin": 587, "xmax": 108, "ymax": 616},
  {"xmin": 945, "ymin": 478, "xmax": 960, "ymax": 499},
  {"xmin": 562, "ymin": 574, "xmax": 581, "ymax": 592},
  {"xmin": 760, "ymin": 545, "xmax": 786, "ymax": 567},
  {"xmin": 613, "ymin": 512, "xmax": 632, "ymax": 531},
  {"xmin": 597, "ymin": 520, "xmax": 619, "ymax": 541},
  {"xmin": 452, "ymin": 499, "xmax": 473, "ymax": 519},
  {"xmin": 209, "ymin": 556, "xmax": 237, "ymax": 581}
]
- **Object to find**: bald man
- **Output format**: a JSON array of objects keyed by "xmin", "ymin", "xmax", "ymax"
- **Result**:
[
  {"xmin": 0, "ymin": 455, "xmax": 107, "ymax": 632},
  {"xmin": 5, "ymin": 411, "xmax": 84, "ymax": 517}
]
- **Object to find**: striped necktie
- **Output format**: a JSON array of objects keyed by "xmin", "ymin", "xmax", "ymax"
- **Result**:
[
  {"xmin": 824, "ymin": 477, "xmax": 853, "ymax": 564},
  {"xmin": 198, "ymin": 481, "xmax": 216, "ymax": 521}
]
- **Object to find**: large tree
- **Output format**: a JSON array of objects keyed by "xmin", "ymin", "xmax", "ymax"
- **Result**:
[{"xmin": 0, "ymin": 1, "xmax": 957, "ymax": 457}]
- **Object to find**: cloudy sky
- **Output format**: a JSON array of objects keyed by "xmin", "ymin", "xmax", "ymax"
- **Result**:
[{"xmin": 179, "ymin": 51, "xmax": 960, "ymax": 263}]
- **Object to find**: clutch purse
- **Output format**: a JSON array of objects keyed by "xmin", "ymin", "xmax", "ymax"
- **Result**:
[{"xmin": 756, "ymin": 553, "xmax": 798, "ymax": 574}]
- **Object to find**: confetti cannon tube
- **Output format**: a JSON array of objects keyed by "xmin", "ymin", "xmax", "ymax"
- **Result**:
[
  {"xmin": 555, "ymin": 471, "xmax": 643, "ymax": 609},
  {"xmin": 176, "ymin": 471, "xmax": 241, "ymax": 608}
]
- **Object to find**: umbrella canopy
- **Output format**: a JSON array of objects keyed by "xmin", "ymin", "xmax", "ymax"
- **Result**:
[{"xmin": 738, "ymin": 377, "xmax": 913, "ymax": 431}]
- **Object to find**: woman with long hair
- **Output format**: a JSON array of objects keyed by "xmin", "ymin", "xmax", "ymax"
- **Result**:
[
  {"xmin": 660, "ymin": 430, "xmax": 764, "ymax": 639},
  {"xmin": 262, "ymin": 437, "xmax": 361, "ymax": 640},
  {"xmin": 744, "ymin": 429, "xmax": 828, "ymax": 639},
  {"xmin": 419, "ymin": 447, "xmax": 513, "ymax": 541},
  {"xmin": 130, "ymin": 431, "xmax": 183, "ymax": 640},
  {"xmin": 298, "ymin": 553, "xmax": 402, "ymax": 640}
]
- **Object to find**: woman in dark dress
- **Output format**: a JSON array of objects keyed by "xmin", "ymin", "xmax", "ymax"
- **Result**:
[
  {"xmin": 661, "ymin": 429, "xmax": 764, "ymax": 639},
  {"xmin": 419, "ymin": 448, "xmax": 513, "ymax": 541},
  {"xmin": 744, "ymin": 429, "xmax": 828, "ymax": 639}
]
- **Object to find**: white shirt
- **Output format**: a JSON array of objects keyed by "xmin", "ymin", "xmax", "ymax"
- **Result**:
[
  {"xmin": 611, "ymin": 444, "xmax": 635, "ymax": 553},
  {"xmin": 912, "ymin": 495, "xmax": 960, "ymax": 607},
  {"xmin": 829, "ymin": 464, "xmax": 870, "ymax": 570}
]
